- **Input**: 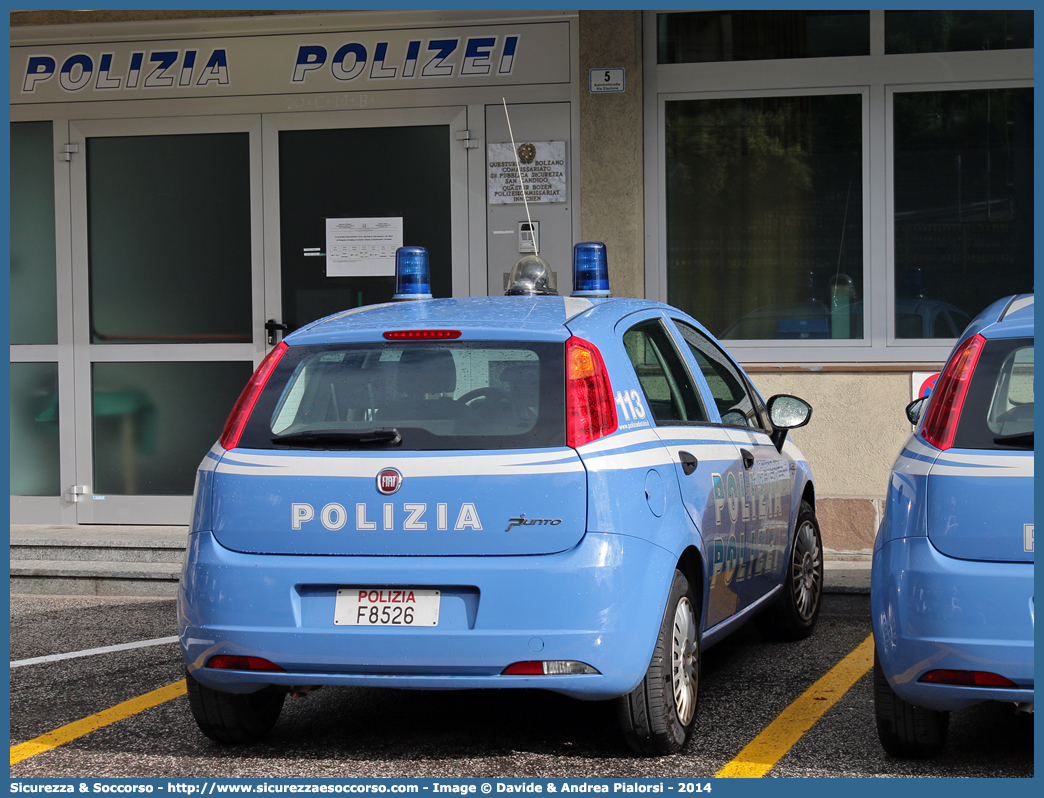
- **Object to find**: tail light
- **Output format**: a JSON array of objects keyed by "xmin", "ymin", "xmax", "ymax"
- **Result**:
[
  {"xmin": 565, "ymin": 336, "xmax": 617, "ymax": 448},
  {"xmin": 920, "ymin": 334, "xmax": 985, "ymax": 451},
  {"xmin": 207, "ymin": 655, "xmax": 284, "ymax": 672},
  {"xmin": 219, "ymin": 342, "xmax": 288, "ymax": 450},
  {"xmin": 502, "ymin": 661, "xmax": 600, "ymax": 675},
  {"xmin": 919, "ymin": 669, "xmax": 1015, "ymax": 687}
]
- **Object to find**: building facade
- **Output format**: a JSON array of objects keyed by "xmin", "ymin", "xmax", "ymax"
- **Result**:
[{"xmin": 10, "ymin": 10, "xmax": 1034, "ymax": 551}]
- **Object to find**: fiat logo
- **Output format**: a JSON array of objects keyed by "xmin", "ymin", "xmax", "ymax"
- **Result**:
[{"xmin": 376, "ymin": 468, "xmax": 403, "ymax": 495}]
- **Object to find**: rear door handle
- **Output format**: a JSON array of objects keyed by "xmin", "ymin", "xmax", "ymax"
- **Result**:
[
  {"xmin": 678, "ymin": 450, "xmax": 698, "ymax": 476},
  {"xmin": 740, "ymin": 448, "xmax": 754, "ymax": 470}
]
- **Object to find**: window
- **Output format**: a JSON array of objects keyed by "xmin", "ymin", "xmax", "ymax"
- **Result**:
[
  {"xmin": 893, "ymin": 88, "xmax": 1033, "ymax": 338},
  {"xmin": 621, "ymin": 319, "xmax": 706, "ymax": 424},
  {"xmin": 658, "ymin": 11, "xmax": 869, "ymax": 64},
  {"xmin": 665, "ymin": 93, "xmax": 864, "ymax": 341},
  {"xmin": 10, "ymin": 121, "xmax": 57, "ymax": 345},
  {"xmin": 673, "ymin": 321, "xmax": 765, "ymax": 431},
  {"xmin": 886, "ymin": 10, "xmax": 1033, "ymax": 54},
  {"xmin": 241, "ymin": 341, "xmax": 564, "ymax": 451}
]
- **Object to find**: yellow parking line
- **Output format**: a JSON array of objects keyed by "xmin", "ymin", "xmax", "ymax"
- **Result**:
[
  {"xmin": 715, "ymin": 634, "xmax": 875, "ymax": 778},
  {"xmin": 10, "ymin": 679, "xmax": 187, "ymax": 765}
]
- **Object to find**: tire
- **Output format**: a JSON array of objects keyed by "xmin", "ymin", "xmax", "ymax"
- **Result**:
[
  {"xmin": 873, "ymin": 650, "xmax": 949, "ymax": 758},
  {"xmin": 757, "ymin": 500, "xmax": 823, "ymax": 640},
  {"xmin": 185, "ymin": 669, "xmax": 285, "ymax": 744},
  {"xmin": 617, "ymin": 569, "xmax": 700, "ymax": 755}
]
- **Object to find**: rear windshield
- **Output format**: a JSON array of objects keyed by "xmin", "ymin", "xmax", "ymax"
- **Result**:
[
  {"xmin": 955, "ymin": 337, "xmax": 1033, "ymax": 450},
  {"xmin": 237, "ymin": 341, "xmax": 565, "ymax": 451}
]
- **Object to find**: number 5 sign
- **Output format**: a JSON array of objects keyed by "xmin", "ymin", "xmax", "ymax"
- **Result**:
[{"xmin": 590, "ymin": 67, "xmax": 625, "ymax": 93}]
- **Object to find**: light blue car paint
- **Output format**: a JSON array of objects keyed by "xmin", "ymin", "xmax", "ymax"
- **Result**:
[
  {"xmin": 178, "ymin": 293, "xmax": 816, "ymax": 702},
  {"xmin": 871, "ymin": 293, "xmax": 1035, "ymax": 714}
]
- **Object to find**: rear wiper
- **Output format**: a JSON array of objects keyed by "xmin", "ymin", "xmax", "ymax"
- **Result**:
[
  {"xmin": 993, "ymin": 431, "xmax": 1033, "ymax": 448},
  {"xmin": 272, "ymin": 428, "xmax": 402, "ymax": 447}
]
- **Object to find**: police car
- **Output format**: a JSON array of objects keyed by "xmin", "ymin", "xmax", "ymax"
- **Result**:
[
  {"xmin": 872, "ymin": 294, "xmax": 1034, "ymax": 757},
  {"xmin": 178, "ymin": 243, "xmax": 821, "ymax": 754}
]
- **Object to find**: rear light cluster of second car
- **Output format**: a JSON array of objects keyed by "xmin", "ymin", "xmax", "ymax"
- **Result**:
[{"xmin": 920, "ymin": 333, "xmax": 986, "ymax": 451}]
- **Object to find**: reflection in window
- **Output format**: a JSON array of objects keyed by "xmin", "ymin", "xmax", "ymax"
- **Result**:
[
  {"xmin": 87, "ymin": 133, "xmax": 252, "ymax": 344},
  {"xmin": 10, "ymin": 122, "xmax": 58, "ymax": 345},
  {"xmin": 658, "ymin": 11, "xmax": 869, "ymax": 64},
  {"xmin": 886, "ymin": 10, "xmax": 1033, "ymax": 54},
  {"xmin": 893, "ymin": 88, "xmax": 1033, "ymax": 338},
  {"xmin": 10, "ymin": 362, "xmax": 60, "ymax": 496},
  {"xmin": 91, "ymin": 361, "xmax": 252, "ymax": 495},
  {"xmin": 665, "ymin": 94, "xmax": 863, "ymax": 340}
]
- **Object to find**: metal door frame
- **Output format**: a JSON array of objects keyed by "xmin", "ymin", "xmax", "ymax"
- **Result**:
[{"xmin": 68, "ymin": 114, "xmax": 265, "ymax": 523}]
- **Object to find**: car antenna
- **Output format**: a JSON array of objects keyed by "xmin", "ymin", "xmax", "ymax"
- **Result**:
[{"xmin": 503, "ymin": 97, "xmax": 538, "ymax": 257}]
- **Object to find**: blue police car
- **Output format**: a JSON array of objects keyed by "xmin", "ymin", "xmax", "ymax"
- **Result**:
[
  {"xmin": 178, "ymin": 244, "xmax": 821, "ymax": 754},
  {"xmin": 871, "ymin": 294, "xmax": 1034, "ymax": 757}
]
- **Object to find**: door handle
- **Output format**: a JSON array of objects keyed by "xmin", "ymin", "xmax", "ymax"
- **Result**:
[
  {"xmin": 265, "ymin": 319, "xmax": 288, "ymax": 345},
  {"xmin": 678, "ymin": 450, "xmax": 698, "ymax": 476},
  {"xmin": 740, "ymin": 448, "xmax": 754, "ymax": 470}
]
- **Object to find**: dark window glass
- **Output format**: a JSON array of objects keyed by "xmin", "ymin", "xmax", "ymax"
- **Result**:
[
  {"xmin": 954, "ymin": 338, "xmax": 1033, "ymax": 450},
  {"xmin": 621, "ymin": 319, "xmax": 707, "ymax": 425},
  {"xmin": 658, "ymin": 11, "xmax": 869, "ymax": 64},
  {"xmin": 10, "ymin": 362, "xmax": 60, "ymax": 496},
  {"xmin": 673, "ymin": 320, "xmax": 765, "ymax": 430},
  {"xmin": 886, "ymin": 10, "xmax": 1033, "ymax": 54},
  {"xmin": 92, "ymin": 361, "xmax": 253, "ymax": 495},
  {"xmin": 240, "ymin": 342, "xmax": 564, "ymax": 451},
  {"xmin": 10, "ymin": 121, "xmax": 58, "ymax": 345},
  {"xmin": 666, "ymin": 94, "xmax": 863, "ymax": 340},
  {"xmin": 279, "ymin": 127, "xmax": 451, "ymax": 332},
  {"xmin": 87, "ymin": 133, "xmax": 252, "ymax": 344},
  {"xmin": 893, "ymin": 88, "xmax": 1033, "ymax": 338}
]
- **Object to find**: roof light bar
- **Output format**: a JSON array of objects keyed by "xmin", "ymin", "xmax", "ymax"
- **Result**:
[
  {"xmin": 392, "ymin": 246, "xmax": 433, "ymax": 301},
  {"xmin": 571, "ymin": 242, "xmax": 611, "ymax": 298}
]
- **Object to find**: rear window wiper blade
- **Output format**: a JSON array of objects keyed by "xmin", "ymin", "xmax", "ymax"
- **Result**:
[
  {"xmin": 272, "ymin": 428, "xmax": 402, "ymax": 447},
  {"xmin": 993, "ymin": 431, "xmax": 1033, "ymax": 448}
]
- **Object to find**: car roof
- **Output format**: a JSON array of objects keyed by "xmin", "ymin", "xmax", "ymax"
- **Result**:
[
  {"xmin": 956, "ymin": 293, "xmax": 1034, "ymax": 347},
  {"xmin": 285, "ymin": 295, "xmax": 667, "ymax": 345}
]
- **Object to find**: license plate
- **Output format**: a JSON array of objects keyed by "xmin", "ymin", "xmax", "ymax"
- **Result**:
[{"xmin": 334, "ymin": 588, "xmax": 440, "ymax": 626}]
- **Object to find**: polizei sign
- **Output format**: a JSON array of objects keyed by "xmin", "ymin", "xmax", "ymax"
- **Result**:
[{"xmin": 12, "ymin": 21, "xmax": 570, "ymax": 103}]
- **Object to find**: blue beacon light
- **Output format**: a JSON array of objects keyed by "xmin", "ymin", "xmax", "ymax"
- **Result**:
[
  {"xmin": 571, "ymin": 242, "xmax": 612, "ymax": 298},
  {"xmin": 392, "ymin": 246, "xmax": 433, "ymax": 301}
]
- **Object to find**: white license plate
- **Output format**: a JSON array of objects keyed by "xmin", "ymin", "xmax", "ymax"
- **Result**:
[{"xmin": 334, "ymin": 587, "xmax": 441, "ymax": 627}]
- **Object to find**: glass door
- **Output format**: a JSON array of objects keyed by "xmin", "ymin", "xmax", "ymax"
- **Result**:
[
  {"xmin": 68, "ymin": 115, "xmax": 265, "ymax": 523},
  {"xmin": 261, "ymin": 107, "xmax": 470, "ymax": 335}
]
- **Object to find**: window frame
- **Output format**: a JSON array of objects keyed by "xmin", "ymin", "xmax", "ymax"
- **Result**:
[{"xmin": 644, "ymin": 9, "xmax": 1034, "ymax": 365}]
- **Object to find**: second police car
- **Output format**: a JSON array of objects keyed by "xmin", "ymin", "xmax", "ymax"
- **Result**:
[{"xmin": 178, "ymin": 244, "xmax": 822, "ymax": 754}]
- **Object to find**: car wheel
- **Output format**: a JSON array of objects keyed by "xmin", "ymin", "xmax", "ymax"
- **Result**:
[
  {"xmin": 185, "ymin": 669, "xmax": 285, "ymax": 744},
  {"xmin": 757, "ymin": 500, "xmax": 823, "ymax": 640},
  {"xmin": 617, "ymin": 569, "xmax": 699, "ymax": 755},
  {"xmin": 873, "ymin": 650, "xmax": 949, "ymax": 757}
]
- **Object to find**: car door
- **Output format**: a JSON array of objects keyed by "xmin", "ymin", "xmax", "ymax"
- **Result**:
[
  {"xmin": 668, "ymin": 317, "xmax": 794, "ymax": 617},
  {"xmin": 617, "ymin": 312, "xmax": 752, "ymax": 630}
]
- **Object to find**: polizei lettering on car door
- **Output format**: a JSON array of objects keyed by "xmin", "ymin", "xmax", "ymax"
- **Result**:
[{"xmin": 291, "ymin": 502, "xmax": 482, "ymax": 531}]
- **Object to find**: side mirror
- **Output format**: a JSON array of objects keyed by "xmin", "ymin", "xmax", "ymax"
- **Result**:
[
  {"xmin": 766, "ymin": 394, "xmax": 812, "ymax": 452},
  {"xmin": 906, "ymin": 396, "xmax": 929, "ymax": 426}
]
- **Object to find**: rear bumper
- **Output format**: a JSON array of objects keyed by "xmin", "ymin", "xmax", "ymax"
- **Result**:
[
  {"xmin": 177, "ymin": 530, "xmax": 677, "ymax": 700},
  {"xmin": 871, "ymin": 536, "xmax": 1034, "ymax": 711}
]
